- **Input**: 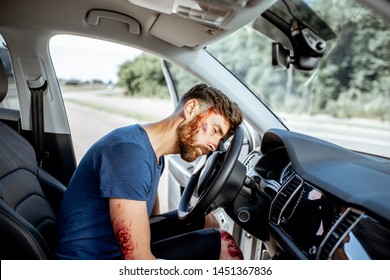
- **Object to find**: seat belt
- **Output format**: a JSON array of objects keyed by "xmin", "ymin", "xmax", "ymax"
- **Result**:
[{"xmin": 27, "ymin": 75, "xmax": 47, "ymax": 166}]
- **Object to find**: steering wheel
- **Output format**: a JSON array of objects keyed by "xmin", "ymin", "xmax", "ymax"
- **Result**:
[{"xmin": 178, "ymin": 125, "xmax": 244, "ymax": 221}]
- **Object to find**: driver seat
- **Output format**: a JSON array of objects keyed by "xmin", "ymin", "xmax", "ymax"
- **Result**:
[
  {"xmin": 0, "ymin": 122, "xmax": 67, "ymax": 259},
  {"xmin": 0, "ymin": 58, "xmax": 66, "ymax": 259}
]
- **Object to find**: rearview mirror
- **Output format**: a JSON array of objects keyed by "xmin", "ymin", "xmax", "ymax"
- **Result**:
[{"xmin": 272, "ymin": 42, "xmax": 291, "ymax": 70}]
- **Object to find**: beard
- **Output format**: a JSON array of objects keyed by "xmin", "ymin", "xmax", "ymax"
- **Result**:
[{"xmin": 177, "ymin": 115, "xmax": 211, "ymax": 162}]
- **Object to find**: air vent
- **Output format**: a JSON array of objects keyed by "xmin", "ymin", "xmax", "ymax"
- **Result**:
[
  {"xmin": 269, "ymin": 175, "xmax": 303, "ymax": 224},
  {"xmin": 317, "ymin": 208, "xmax": 363, "ymax": 260}
]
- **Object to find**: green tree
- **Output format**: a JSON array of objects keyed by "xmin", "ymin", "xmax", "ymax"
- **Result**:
[
  {"xmin": 310, "ymin": 5, "xmax": 390, "ymax": 119},
  {"xmin": 117, "ymin": 53, "xmax": 170, "ymax": 98}
]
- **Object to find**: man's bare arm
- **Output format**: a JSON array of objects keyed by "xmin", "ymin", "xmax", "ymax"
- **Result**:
[{"xmin": 109, "ymin": 198, "xmax": 156, "ymax": 260}]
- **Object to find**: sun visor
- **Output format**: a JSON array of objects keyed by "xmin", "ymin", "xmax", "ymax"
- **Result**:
[{"xmin": 150, "ymin": 14, "xmax": 220, "ymax": 47}]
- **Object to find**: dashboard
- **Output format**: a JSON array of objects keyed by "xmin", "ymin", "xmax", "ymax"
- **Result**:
[{"xmin": 241, "ymin": 128, "xmax": 390, "ymax": 260}]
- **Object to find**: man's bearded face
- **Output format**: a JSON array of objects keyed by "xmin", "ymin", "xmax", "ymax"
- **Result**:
[{"xmin": 177, "ymin": 112, "xmax": 212, "ymax": 162}]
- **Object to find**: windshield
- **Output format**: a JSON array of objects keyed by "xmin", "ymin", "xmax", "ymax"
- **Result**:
[{"xmin": 206, "ymin": 0, "xmax": 390, "ymax": 158}]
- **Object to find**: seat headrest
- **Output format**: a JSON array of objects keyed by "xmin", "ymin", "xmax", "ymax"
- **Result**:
[{"xmin": 0, "ymin": 58, "xmax": 8, "ymax": 103}]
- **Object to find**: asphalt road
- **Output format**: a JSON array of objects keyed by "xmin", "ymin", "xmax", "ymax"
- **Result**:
[
  {"xmin": 63, "ymin": 88, "xmax": 173, "ymax": 159},
  {"xmin": 281, "ymin": 115, "xmax": 390, "ymax": 158}
]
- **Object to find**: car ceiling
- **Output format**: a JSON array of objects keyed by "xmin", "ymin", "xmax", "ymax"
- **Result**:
[{"xmin": 0, "ymin": 0, "xmax": 276, "ymax": 60}]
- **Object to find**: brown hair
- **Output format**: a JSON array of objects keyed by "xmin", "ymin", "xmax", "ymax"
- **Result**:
[{"xmin": 176, "ymin": 83, "xmax": 243, "ymax": 135}]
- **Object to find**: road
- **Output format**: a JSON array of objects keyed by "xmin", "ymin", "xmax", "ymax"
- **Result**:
[
  {"xmin": 63, "ymin": 87, "xmax": 173, "ymax": 160},
  {"xmin": 281, "ymin": 114, "xmax": 390, "ymax": 158}
]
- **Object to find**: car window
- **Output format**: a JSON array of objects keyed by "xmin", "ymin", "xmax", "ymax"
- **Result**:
[
  {"xmin": 49, "ymin": 35, "xmax": 173, "ymax": 162},
  {"xmin": 164, "ymin": 61, "xmax": 201, "ymax": 100},
  {"xmin": 0, "ymin": 34, "xmax": 20, "ymax": 111},
  {"xmin": 206, "ymin": 0, "xmax": 390, "ymax": 158}
]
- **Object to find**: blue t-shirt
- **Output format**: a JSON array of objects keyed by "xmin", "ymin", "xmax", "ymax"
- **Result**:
[{"xmin": 55, "ymin": 124, "xmax": 163, "ymax": 259}]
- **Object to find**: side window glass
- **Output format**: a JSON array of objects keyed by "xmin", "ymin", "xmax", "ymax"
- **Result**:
[
  {"xmin": 0, "ymin": 34, "xmax": 20, "ymax": 110},
  {"xmin": 165, "ymin": 61, "xmax": 201, "ymax": 100},
  {"xmin": 49, "ymin": 35, "xmax": 173, "ymax": 162}
]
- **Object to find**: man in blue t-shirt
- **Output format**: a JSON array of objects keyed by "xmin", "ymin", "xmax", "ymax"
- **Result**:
[{"xmin": 55, "ymin": 83, "xmax": 244, "ymax": 260}]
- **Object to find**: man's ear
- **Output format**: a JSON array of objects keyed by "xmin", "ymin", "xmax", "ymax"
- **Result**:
[{"xmin": 183, "ymin": 99, "xmax": 199, "ymax": 119}]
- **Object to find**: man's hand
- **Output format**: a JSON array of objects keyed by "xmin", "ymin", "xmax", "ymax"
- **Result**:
[{"xmin": 204, "ymin": 212, "xmax": 220, "ymax": 229}]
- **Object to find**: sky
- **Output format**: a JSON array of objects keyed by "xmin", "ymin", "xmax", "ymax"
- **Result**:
[{"xmin": 49, "ymin": 35, "xmax": 143, "ymax": 83}]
